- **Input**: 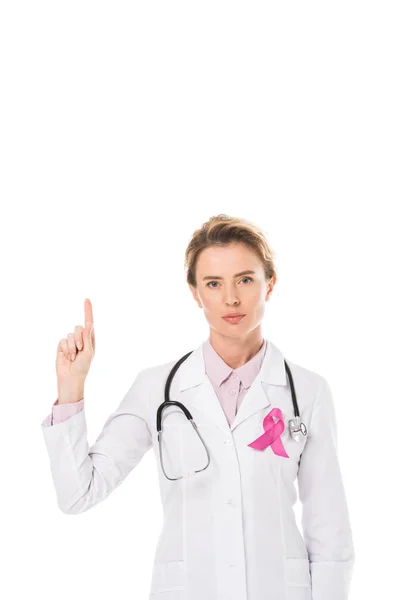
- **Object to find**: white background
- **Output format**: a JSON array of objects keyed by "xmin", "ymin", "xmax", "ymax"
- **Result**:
[{"xmin": 1, "ymin": 1, "xmax": 398, "ymax": 599}]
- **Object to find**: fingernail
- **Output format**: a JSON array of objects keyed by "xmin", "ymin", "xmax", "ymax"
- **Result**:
[
  {"xmin": 71, "ymin": 354, "xmax": 75, "ymax": 361},
  {"xmin": 77, "ymin": 342, "xmax": 82, "ymax": 350}
]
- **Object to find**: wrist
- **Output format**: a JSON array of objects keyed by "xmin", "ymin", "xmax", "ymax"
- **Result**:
[{"xmin": 57, "ymin": 379, "xmax": 85, "ymax": 404}]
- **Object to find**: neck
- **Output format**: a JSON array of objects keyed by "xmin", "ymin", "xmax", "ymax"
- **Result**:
[{"xmin": 208, "ymin": 327, "xmax": 264, "ymax": 370}]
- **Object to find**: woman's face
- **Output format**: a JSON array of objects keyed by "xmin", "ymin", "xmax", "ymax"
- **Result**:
[{"xmin": 189, "ymin": 243, "xmax": 276, "ymax": 338}]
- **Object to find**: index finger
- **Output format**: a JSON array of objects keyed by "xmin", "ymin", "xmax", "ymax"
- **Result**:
[{"xmin": 84, "ymin": 297, "xmax": 94, "ymax": 329}]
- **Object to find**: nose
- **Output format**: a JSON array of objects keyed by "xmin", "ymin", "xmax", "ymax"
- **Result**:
[{"xmin": 224, "ymin": 291, "xmax": 240, "ymax": 305}]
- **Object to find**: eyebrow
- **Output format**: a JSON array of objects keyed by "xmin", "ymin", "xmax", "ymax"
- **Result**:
[{"xmin": 202, "ymin": 270, "xmax": 256, "ymax": 281}]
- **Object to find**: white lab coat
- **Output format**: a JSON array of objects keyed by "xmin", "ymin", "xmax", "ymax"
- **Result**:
[{"xmin": 41, "ymin": 339, "xmax": 355, "ymax": 600}]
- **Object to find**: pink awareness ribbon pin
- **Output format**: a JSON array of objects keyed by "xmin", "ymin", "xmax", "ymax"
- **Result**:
[{"xmin": 247, "ymin": 407, "xmax": 289, "ymax": 458}]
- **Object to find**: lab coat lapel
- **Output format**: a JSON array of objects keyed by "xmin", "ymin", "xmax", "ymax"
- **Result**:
[{"xmin": 175, "ymin": 338, "xmax": 288, "ymax": 434}]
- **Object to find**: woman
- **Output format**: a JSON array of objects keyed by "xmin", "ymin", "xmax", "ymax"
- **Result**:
[{"xmin": 41, "ymin": 214, "xmax": 355, "ymax": 600}]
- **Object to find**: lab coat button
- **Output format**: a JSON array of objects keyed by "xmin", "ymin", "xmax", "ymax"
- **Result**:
[
  {"xmin": 225, "ymin": 439, "xmax": 233, "ymax": 445},
  {"xmin": 230, "ymin": 372, "xmax": 237, "ymax": 378},
  {"xmin": 229, "ymin": 389, "xmax": 237, "ymax": 395}
]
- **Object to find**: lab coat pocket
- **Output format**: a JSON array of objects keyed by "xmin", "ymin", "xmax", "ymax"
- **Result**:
[
  {"xmin": 149, "ymin": 560, "xmax": 185, "ymax": 595},
  {"xmin": 286, "ymin": 558, "xmax": 312, "ymax": 600}
]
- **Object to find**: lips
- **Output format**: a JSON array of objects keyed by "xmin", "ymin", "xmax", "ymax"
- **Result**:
[{"xmin": 222, "ymin": 314, "xmax": 246, "ymax": 323}]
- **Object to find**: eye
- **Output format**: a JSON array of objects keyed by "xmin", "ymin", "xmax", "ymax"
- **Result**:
[{"xmin": 206, "ymin": 277, "xmax": 253, "ymax": 288}]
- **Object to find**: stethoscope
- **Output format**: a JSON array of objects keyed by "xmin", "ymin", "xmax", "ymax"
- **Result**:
[{"xmin": 156, "ymin": 350, "xmax": 307, "ymax": 481}]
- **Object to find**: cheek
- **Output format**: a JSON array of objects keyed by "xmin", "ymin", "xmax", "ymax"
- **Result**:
[
  {"xmin": 201, "ymin": 295, "xmax": 219, "ymax": 311},
  {"xmin": 247, "ymin": 289, "xmax": 266, "ymax": 307},
  {"xmin": 252, "ymin": 301, "xmax": 267, "ymax": 321}
]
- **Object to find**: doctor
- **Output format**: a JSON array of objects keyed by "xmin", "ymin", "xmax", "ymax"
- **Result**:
[{"xmin": 41, "ymin": 214, "xmax": 355, "ymax": 600}]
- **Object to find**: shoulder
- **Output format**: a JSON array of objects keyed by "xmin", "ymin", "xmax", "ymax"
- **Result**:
[
  {"xmin": 283, "ymin": 354, "xmax": 331, "ymax": 414},
  {"xmin": 135, "ymin": 356, "xmax": 183, "ymax": 391},
  {"xmin": 284, "ymin": 357, "xmax": 327, "ymax": 389}
]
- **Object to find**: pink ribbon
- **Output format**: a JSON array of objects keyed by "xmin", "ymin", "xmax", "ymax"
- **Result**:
[{"xmin": 247, "ymin": 407, "xmax": 289, "ymax": 458}]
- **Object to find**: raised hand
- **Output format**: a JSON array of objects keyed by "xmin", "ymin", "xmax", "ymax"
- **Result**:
[{"xmin": 55, "ymin": 298, "xmax": 96, "ymax": 391}]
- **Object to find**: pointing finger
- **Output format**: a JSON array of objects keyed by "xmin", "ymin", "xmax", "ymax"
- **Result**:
[{"xmin": 84, "ymin": 298, "xmax": 93, "ymax": 330}]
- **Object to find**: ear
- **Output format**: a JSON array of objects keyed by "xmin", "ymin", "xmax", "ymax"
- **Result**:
[
  {"xmin": 189, "ymin": 284, "xmax": 202, "ymax": 308},
  {"xmin": 265, "ymin": 276, "xmax": 277, "ymax": 301}
]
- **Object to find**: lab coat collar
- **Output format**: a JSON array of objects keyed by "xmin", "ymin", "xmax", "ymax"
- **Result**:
[{"xmin": 176, "ymin": 336, "xmax": 288, "ymax": 432}]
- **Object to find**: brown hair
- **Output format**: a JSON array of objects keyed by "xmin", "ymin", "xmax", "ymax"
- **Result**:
[{"xmin": 184, "ymin": 214, "xmax": 278, "ymax": 288}]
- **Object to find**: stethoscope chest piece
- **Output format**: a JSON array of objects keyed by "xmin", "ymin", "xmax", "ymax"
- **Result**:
[{"xmin": 289, "ymin": 416, "xmax": 308, "ymax": 442}]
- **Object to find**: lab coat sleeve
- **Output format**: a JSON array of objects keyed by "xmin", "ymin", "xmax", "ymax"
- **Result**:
[
  {"xmin": 41, "ymin": 368, "xmax": 153, "ymax": 515},
  {"xmin": 297, "ymin": 376, "xmax": 355, "ymax": 600}
]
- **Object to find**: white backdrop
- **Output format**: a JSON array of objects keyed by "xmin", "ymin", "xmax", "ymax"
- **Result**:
[{"xmin": 1, "ymin": 1, "xmax": 398, "ymax": 599}]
